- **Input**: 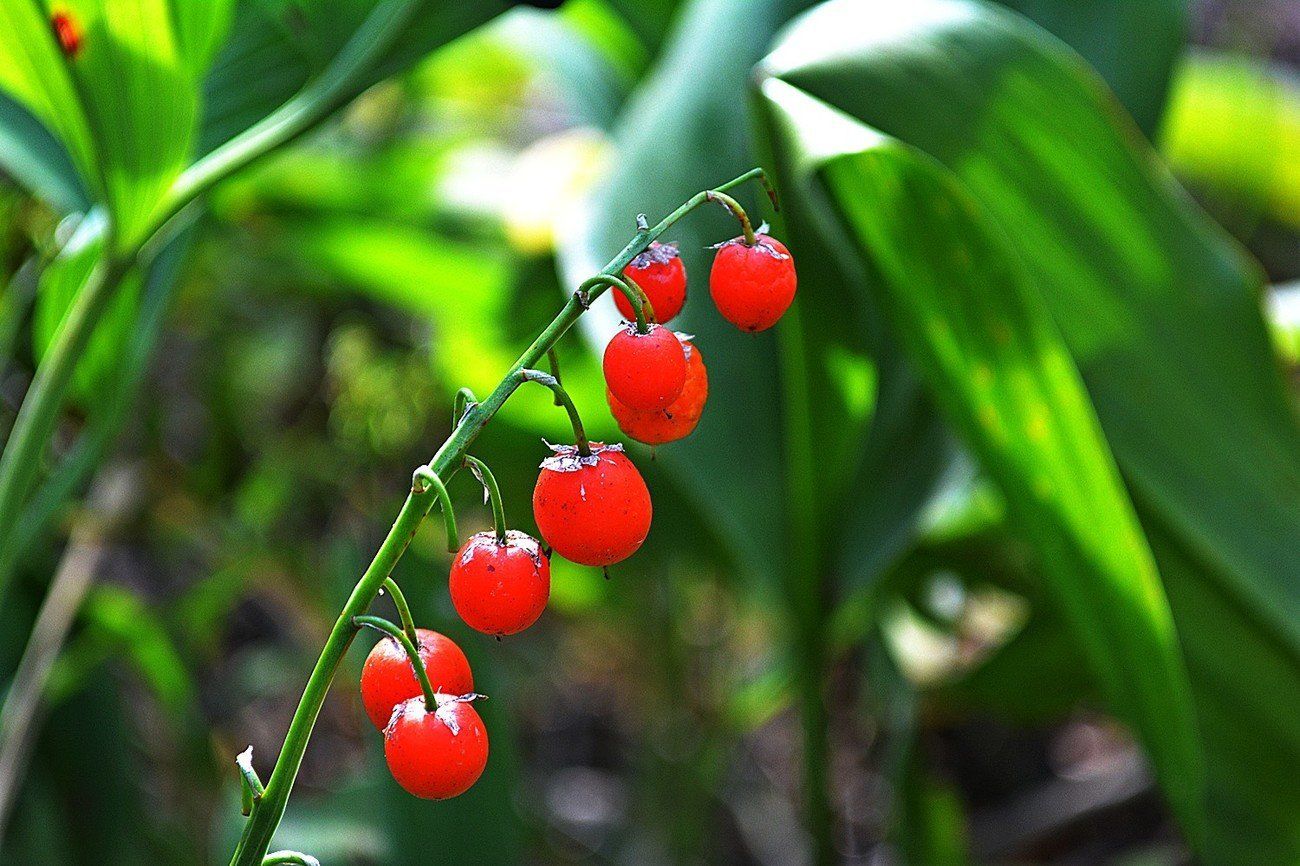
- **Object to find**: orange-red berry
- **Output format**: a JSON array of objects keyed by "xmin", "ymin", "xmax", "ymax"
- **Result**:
[
  {"xmin": 359, "ymin": 629, "xmax": 474, "ymax": 731},
  {"xmin": 449, "ymin": 530, "xmax": 550, "ymax": 636},
  {"xmin": 709, "ymin": 234, "xmax": 796, "ymax": 332},
  {"xmin": 384, "ymin": 695, "xmax": 488, "ymax": 800},
  {"xmin": 603, "ymin": 322, "xmax": 686, "ymax": 410},
  {"xmin": 607, "ymin": 335, "xmax": 707, "ymax": 445},
  {"xmin": 531, "ymin": 442, "xmax": 651, "ymax": 566},
  {"xmin": 619, "ymin": 242, "xmax": 687, "ymax": 323}
]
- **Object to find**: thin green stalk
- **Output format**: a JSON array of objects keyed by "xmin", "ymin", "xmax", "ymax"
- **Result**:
[
  {"xmin": 706, "ymin": 190, "xmax": 757, "ymax": 246},
  {"xmin": 517, "ymin": 369, "xmax": 591, "ymax": 456},
  {"xmin": 464, "ymin": 455, "xmax": 507, "ymax": 544},
  {"xmin": 545, "ymin": 348, "xmax": 563, "ymax": 405},
  {"xmin": 228, "ymin": 169, "xmax": 773, "ymax": 866},
  {"xmin": 381, "ymin": 578, "xmax": 417, "ymax": 646},
  {"xmin": 580, "ymin": 273, "xmax": 653, "ymax": 330},
  {"xmin": 411, "ymin": 466, "xmax": 458, "ymax": 551},
  {"xmin": 353, "ymin": 615, "xmax": 437, "ymax": 709}
]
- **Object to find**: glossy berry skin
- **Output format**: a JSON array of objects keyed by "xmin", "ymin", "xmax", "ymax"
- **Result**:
[
  {"xmin": 607, "ymin": 336, "xmax": 708, "ymax": 445},
  {"xmin": 532, "ymin": 443, "xmax": 651, "ymax": 566},
  {"xmin": 450, "ymin": 530, "xmax": 550, "ymax": 636},
  {"xmin": 618, "ymin": 242, "xmax": 686, "ymax": 324},
  {"xmin": 360, "ymin": 629, "xmax": 473, "ymax": 730},
  {"xmin": 603, "ymin": 322, "xmax": 686, "ymax": 410},
  {"xmin": 384, "ymin": 696, "xmax": 488, "ymax": 800},
  {"xmin": 709, "ymin": 234, "xmax": 797, "ymax": 332}
]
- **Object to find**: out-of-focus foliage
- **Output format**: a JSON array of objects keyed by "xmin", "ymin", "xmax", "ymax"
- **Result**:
[{"xmin": 0, "ymin": 0, "xmax": 1298, "ymax": 863}]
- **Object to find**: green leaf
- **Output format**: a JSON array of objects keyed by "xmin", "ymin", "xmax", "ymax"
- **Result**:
[
  {"xmin": 0, "ymin": 90, "xmax": 90, "ymax": 212},
  {"xmin": 0, "ymin": 1, "xmax": 232, "ymax": 245},
  {"xmin": 758, "ymin": 0, "xmax": 1300, "ymax": 859},
  {"xmin": 199, "ymin": 0, "xmax": 510, "ymax": 154},
  {"xmin": 994, "ymin": 0, "xmax": 1187, "ymax": 138}
]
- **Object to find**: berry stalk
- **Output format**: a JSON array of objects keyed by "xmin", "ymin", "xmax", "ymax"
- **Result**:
[
  {"xmin": 380, "ymin": 578, "xmax": 418, "ymax": 647},
  {"xmin": 463, "ymin": 455, "xmax": 508, "ymax": 545},
  {"xmin": 352, "ymin": 616, "xmax": 438, "ymax": 711},
  {"xmin": 228, "ymin": 168, "xmax": 774, "ymax": 865}
]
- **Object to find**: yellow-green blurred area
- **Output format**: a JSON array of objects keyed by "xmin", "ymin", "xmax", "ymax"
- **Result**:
[{"xmin": 0, "ymin": 0, "xmax": 1297, "ymax": 864}]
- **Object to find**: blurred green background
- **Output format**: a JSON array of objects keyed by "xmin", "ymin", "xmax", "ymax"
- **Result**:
[{"xmin": 0, "ymin": 0, "xmax": 1297, "ymax": 863}]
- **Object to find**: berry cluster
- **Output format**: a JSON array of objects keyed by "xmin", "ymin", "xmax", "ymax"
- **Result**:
[
  {"xmin": 604, "ymin": 228, "xmax": 798, "ymax": 445},
  {"xmin": 286, "ymin": 175, "xmax": 795, "ymax": 814}
]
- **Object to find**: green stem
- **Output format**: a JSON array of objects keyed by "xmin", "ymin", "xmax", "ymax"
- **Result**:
[
  {"xmin": 228, "ymin": 168, "xmax": 772, "ymax": 866},
  {"xmin": 517, "ymin": 369, "xmax": 591, "ymax": 456},
  {"xmin": 352, "ymin": 615, "xmax": 437, "ymax": 710},
  {"xmin": 453, "ymin": 387, "xmax": 477, "ymax": 424},
  {"xmin": 705, "ymin": 190, "xmax": 756, "ymax": 246},
  {"xmin": 545, "ymin": 348, "xmax": 563, "ymax": 405},
  {"xmin": 157, "ymin": 0, "xmax": 422, "ymax": 237},
  {"xmin": 0, "ymin": 254, "xmax": 132, "ymax": 609},
  {"xmin": 411, "ymin": 466, "xmax": 457, "ymax": 551},
  {"xmin": 463, "ymin": 455, "xmax": 507, "ymax": 544},
  {"xmin": 580, "ymin": 273, "xmax": 653, "ymax": 331},
  {"xmin": 381, "ymin": 578, "xmax": 417, "ymax": 646}
]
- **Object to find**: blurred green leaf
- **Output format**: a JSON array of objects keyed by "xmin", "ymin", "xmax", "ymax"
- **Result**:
[
  {"xmin": 1161, "ymin": 51, "xmax": 1300, "ymax": 230},
  {"xmin": 994, "ymin": 0, "xmax": 1187, "ymax": 138},
  {"xmin": 0, "ymin": 1, "xmax": 232, "ymax": 247},
  {"xmin": 200, "ymin": 0, "xmax": 510, "ymax": 154},
  {"xmin": 0, "ymin": 91, "xmax": 89, "ymax": 213},
  {"xmin": 757, "ymin": 0, "xmax": 1300, "ymax": 859}
]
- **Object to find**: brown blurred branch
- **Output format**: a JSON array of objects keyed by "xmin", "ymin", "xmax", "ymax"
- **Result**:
[{"xmin": 0, "ymin": 462, "xmax": 141, "ymax": 846}]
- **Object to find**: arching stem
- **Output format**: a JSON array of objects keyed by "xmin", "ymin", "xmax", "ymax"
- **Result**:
[
  {"xmin": 453, "ymin": 387, "xmax": 477, "ymax": 424},
  {"xmin": 463, "ymin": 455, "xmax": 508, "ymax": 544},
  {"xmin": 545, "ymin": 348, "xmax": 563, "ymax": 406},
  {"xmin": 706, "ymin": 190, "xmax": 756, "ymax": 246},
  {"xmin": 411, "ymin": 465, "xmax": 458, "ymax": 551},
  {"xmin": 518, "ymin": 369, "xmax": 591, "ymax": 457},
  {"xmin": 380, "ymin": 578, "xmax": 417, "ymax": 646},
  {"xmin": 579, "ymin": 273, "xmax": 653, "ymax": 333},
  {"xmin": 352, "ymin": 615, "xmax": 436, "ymax": 711}
]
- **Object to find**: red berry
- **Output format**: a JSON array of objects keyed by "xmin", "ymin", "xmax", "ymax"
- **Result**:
[
  {"xmin": 449, "ymin": 530, "xmax": 550, "ymax": 636},
  {"xmin": 51, "ymin": 12, "xmax": 82, "ymax": 58},
  {"xmin": 603, "ymin": 322, "xmax": 686, "ymax": 410},
  {"xmin": 532, "ymin": 442, "xmax": 651, "ymax": 566},
  {"xmin": 709, "ymin": 234, "xmax": 797, "ymax": 332},
  {"xmin": 384, "ymin": 695, "xmax": 488, "ymax": 800},
  {"xmin": 359, "ymin": 629, "xmax": 473, "ymax": 731},
  {"xmin": 619, "ymin": 242, "xmax": 686, "ymax": 324},
  {"xmin": 607, "ymin": 335, "xmax": 708, "ymax": 445}
]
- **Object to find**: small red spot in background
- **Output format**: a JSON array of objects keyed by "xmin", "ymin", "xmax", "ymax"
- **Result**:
[{"xmin": 51, "ymin": 11, "xmax": 82, "ymax": 58}]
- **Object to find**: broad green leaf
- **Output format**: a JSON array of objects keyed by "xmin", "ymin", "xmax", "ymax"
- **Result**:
[
  {"xmin": 758, "ymin": 0, "xmax": 1300, "ymax": 859},
  {"xmin": 995, "ymin": 0, "xmax": 1187, "ymax": 138},
  {"xmin": 0, "ymin": 90, "xmax": 89, "ymax": 213},
  {"xmin": 0, "ymin": 1, "xmax": 232, "ymax": 245}
]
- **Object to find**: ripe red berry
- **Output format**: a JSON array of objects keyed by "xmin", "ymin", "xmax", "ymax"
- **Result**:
[
  {"xmin": 709, "ymin": 233, "xmax": 797, "ymax": 332},
  {"xmin": 532, "ymin": 442, "xmax": 651, "ymax": 566},
  {"xmin": 449, "ymin": 530, "xmax": 550, "ymax": 636},
  {"xmin": 384, "ymin": 695, "xmax": 488, "ymax": 800},
  {"xmin": 359, "ymin": 629, "xmax": 473, "ymax": 730},
  {"xmin": 618, "ymin": 242, "xmax": 686, "ymax": 323},
  {"xmin": 607, "ymin": 335, "xmax": 708, "ymax": 445},
  {"xmin": 51, "ymin": 12, "xmax": 83, "ymax": 58},
  {"xmin": 603, "ymin": 322, "xmax": 686, "ymax": 410}
]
